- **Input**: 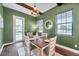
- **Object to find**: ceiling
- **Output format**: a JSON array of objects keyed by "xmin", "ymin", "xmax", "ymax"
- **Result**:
[{"xmin": 2, "ymin": 3, "xmax": 57, "ymax": 17}]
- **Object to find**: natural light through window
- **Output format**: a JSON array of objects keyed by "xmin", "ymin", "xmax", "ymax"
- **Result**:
[
  {"xmin": 16, "ymin": 18, "xmax": 23, "ymax": 41},
  {"xmin": 56, "ymin": 10, "xmax": 72, "ymax": 35},
  {"xmin": 37, "ymin": 20, "xmax": 43, "ymax": 32}
]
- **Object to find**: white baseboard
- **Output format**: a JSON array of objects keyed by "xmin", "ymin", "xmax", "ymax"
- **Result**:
[{"xmin": 56, "ymin": 44, "xmax": 79, "ymax": 54}]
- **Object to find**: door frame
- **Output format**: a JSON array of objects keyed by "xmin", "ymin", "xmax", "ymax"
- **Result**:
[{"xmin": 13, "ymin": 15, "xmax": 25, "ymax": 42}]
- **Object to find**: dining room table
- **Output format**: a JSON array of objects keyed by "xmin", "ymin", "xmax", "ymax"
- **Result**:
[{"xmin": 30, "ymin": 36, "xmax": 49, "ymax": 56}]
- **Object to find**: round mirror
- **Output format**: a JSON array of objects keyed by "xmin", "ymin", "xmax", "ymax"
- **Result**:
[{"xmin": 45, "ymin": 20, "xmax": 53, "ymax": 29}]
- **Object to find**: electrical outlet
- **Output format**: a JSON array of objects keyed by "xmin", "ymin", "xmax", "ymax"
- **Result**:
[{"xmin": 74, "ymin": 44, "xmax": 78, "ymax": 48}]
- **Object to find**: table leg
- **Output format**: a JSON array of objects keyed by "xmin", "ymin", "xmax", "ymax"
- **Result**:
[{"xmin": 40, "ymin": 48, "xmax": 44, "ymax": 56}]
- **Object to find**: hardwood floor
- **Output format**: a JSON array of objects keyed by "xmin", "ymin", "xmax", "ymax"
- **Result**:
[
  {"xmin": 0, "ymin": 42, "xmax": 27, "ymax": 56},
  {"xmin": 0, "ymin": 42, "xmax": 62, "ymax": 56},
  {"xmin": 1, "ymin": 44, "xmax": 19, "ymax": 56}
]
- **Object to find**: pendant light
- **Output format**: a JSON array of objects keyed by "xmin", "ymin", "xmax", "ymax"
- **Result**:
[{"xmin": 31, "ymin": 3, "xmax": 39, "ymax": 15}]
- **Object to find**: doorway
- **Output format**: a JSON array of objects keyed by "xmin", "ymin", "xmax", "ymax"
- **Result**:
[{"xmin": 13, "ymin": 15, "xmax": 25, "ymax": 42}]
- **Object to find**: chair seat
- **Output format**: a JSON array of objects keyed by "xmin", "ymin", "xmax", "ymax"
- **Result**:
[
  {"xmin": 54, "ymin": 52, "xmax": 63, "ymax": 56},
  {"xmin": 31, "ymin": 48, "xmax": 62, "ymax": 56},
  {"xmin": 31, "ymin": 48, "xmax": 47, "ymax": 56},
  {"xmin": 31, "ymin": 48, "xmax": 40, "ymax": 56}
]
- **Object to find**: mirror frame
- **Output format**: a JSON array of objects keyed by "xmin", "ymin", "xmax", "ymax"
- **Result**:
[{"xmin": 45, "ymin": 20, "xmax": 53, "ymax": 29}]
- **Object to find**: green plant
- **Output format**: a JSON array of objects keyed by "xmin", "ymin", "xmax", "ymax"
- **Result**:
[{"xmin": 33, "ymin": 27, "xmax": 39, "ymax": 35}]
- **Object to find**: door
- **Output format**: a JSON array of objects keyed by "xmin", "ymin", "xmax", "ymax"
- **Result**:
[{"xmin": 13, "ymin": 15, "xmax": 25, "ymax": 42}]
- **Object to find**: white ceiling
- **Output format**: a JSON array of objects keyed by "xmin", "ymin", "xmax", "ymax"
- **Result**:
[
  {"xmin": 26, "ymin": 3, "xmax": 57, "ymax": 13},
  {"xmin": 2, "ymin": 3, "xmax": 57, "ymax": 17}
]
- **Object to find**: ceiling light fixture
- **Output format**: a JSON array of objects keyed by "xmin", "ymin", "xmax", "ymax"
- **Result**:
[{"xmin": 31, "ymin": 3, "xmax": 39, "ymax": 15}]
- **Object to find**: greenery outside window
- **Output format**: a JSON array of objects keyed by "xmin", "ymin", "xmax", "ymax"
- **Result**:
[
  {"xmin": 37, "ymin": 19, "xmax": 43, "ymax": 32},
  {"xmin": 56, "ymin": 10, "xmax": 72, "ymax": 35}
]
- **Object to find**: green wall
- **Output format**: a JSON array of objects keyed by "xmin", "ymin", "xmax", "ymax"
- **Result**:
[
  {"xmin": 2, "ymin": 3, "xmax": 79, "ymax": 50},
  {"xmin": 36, "ymin": 3, "xmax": 79, "ymax": 50},
  {"xmin": 0, "ymin": 4, "xmax": 3, "ymax": 47},
  {"xmin": 3, "ymin": 7, "xmax": 36, "ymax": 43}
]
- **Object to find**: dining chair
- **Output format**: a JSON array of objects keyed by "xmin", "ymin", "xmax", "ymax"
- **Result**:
[
  {"xmin": 27, "ymin": 32, "xmax": 33, "ymax": 38},
  {"xmin": 41, "ymin": 36, "xmax": 57, "ymax": 56},
  {"xmin": 24, "ymin": 35, "xmax": 37, "ymax": 56},
  {"xmin": 48, "ymin": 36, "xmax": 57, "ymax": 56},
  {"xmin": 23, "ymin": 36, "xmax": 30, "ymax": 56},
  {"xmin": 41, "ymin": 33, "xmax": 47, "ymax": 39}
]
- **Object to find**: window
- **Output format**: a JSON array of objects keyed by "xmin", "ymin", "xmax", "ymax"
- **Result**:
[
  {"xmin": 56, "ymin": 10, "xmax": 72, "ymax": 35},
  {"xmin": 37, "ymin": 20, "xmax": 43, "ymax": 32}
]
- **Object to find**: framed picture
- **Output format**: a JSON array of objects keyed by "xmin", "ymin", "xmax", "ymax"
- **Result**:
[{"xmin": 0, "ymin": 16, "xmax": 3, "ymax": 28}]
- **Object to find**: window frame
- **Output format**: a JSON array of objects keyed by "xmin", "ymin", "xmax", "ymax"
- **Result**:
[
  {"xmin": 37, "ymin": 19, "xmax": 44, "ymax": 32},
  {"xmin": 55, "ymin": 9, "xmax": 73, "ymax": 36}
]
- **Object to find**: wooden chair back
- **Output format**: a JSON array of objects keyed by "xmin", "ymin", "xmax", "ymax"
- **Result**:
[
  {"xmin": 27, "ymin": 32, "xmax": 33, "ymax": 38},
  {"xmin": 49, "ymin": 36, "xmax": 57, "ymax": 56},
  {"xmin": 24, "ymin": 36, "xmax": 30, "ymax": 56},
  {"xmin": 42, "ymin": 33, "xmax": 47, "ymax": 39}
]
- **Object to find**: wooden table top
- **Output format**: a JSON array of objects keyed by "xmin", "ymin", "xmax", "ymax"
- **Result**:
[{"xmin": 30, "ymin": 37, "xmax": 49, "ymax": 49}]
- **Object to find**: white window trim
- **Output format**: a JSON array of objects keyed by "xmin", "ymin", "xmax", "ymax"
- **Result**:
[
  {"xmin": 13, "ymin": 15, "xmax": 25, "ymax": 42},
  {"xmin": 56, "ymin": 10, "xmax": 73, "ymax": 36}
]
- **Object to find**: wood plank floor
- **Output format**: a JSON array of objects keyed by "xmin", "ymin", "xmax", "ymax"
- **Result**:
[
  {"xmin": 0, "ymin": 42, "xmax": 27, "ymax": 56},
  {"xmin": 0, "ymin": 42, "xmax": 62, "ymax": 56},
  {"xmin": 1, "ymin": 44, "xmax": 19, "ymax": 56}
]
